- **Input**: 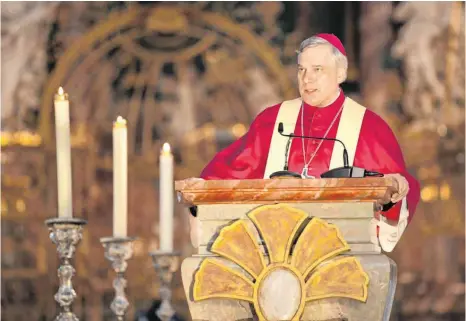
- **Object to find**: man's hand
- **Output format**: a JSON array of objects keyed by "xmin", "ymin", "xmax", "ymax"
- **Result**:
[{"xmin": 385, "ymin": 173, "xmax": 409, "ymax": 203}]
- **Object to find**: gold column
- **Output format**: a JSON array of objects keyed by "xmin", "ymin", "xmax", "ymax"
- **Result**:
[
  {"xmin": 345, "ymin": 2, "xmax": 358, "ymax": 81},
  {"xmin": 444, "ymin": 2, "xmax": 463, "ymax": 117}
]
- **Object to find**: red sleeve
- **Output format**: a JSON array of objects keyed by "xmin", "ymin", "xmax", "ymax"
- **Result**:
[
  {"xmin": 354, "ymin": 111, "xmax": 421, "ymax": 223},
  {"xmin": 200, "ymin": 105, "xmax": 280, "ymax": 180}
]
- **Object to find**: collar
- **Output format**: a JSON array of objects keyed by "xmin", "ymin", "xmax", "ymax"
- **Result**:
[{"xmin": 302, "ymin": 89, "xmax": 345, "ymax": 117}]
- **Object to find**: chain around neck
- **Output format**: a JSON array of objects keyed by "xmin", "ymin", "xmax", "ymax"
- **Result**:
[{"xmin": 300, "ymin": 100, "xmax": 344, "ymax": 170}]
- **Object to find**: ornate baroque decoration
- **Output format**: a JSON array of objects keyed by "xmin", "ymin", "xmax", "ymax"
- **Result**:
[
  {"xmin": 38, "ymin": 2, "xmax": 300, "ymax": 178},
  {"xmin": 389, "ymin": 2, "xmax": 465, "ymax": 236},
  {"xmin": 1, "ymin": 1, "xmax": 59, "ymax": 131},
  {"xmin": 391, "ymin": 2, "xmax": 464, "ymax": 132},
  {"xmin": 193, "ymin": 204, "xmax": 369, "ymax": 321},
  {"xmin": 2, "ymin": 3, "xmax": 305, "ymax": 320}
]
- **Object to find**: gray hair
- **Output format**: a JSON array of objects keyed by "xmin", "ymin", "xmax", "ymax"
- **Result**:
[{"xmin": 297, "ymin": 36, "xmax": 348, "ymax": 81}]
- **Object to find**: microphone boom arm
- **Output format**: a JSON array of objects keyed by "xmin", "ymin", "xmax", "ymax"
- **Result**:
[
  {"xmin": 284, "ymin": 136, "xmax": 292, "ymax": 170},
  {"xmin": 281, "ymin": 132, "xmax": 350, "ymax": 169},
  {"xmin": 275, "ymin": 122, "xmax": 382, "ymax": 179}
]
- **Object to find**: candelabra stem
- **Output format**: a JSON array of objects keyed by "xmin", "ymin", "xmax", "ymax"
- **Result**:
[
  {"xmin": 150, "ymin": 251, "xmax": 180, "ymax": 321},
  {"xmin": 101, "ymin": 237, "xmax": 135, "ymax": 321},
  {"xmin": 46, "ymin": 217, "xmax": 87, "ymax": 321}
]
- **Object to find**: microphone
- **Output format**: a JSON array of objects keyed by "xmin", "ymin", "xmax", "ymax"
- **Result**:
[
  {"xmin": 279, "ymin": 123, "xmax": 292, "ymax": 171},
  {"xmin": 269, "ymin": 123, "xmax": 302, "ymax": 178},
  {"xmin": 270, "ymin": 122, "xmax": 383, "ymax": 179}
]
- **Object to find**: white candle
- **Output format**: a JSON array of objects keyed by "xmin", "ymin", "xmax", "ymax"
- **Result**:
[
  {"xmin": 54, "ymin": 87, "xmax": 73, "ymax": 218},
  {"xmin": 113, "ymin": 116, "xmax": 128, "ymax": 237},
  {"xmin": 159, "ymin": 142, "xmax": 174, "ymax": 252}
]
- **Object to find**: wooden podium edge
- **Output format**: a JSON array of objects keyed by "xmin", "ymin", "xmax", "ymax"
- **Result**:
[{"xmin": 175, "ymin": 177, "xmax": 396, "ymax": 206}]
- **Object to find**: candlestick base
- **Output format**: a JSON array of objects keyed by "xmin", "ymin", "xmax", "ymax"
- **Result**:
[
  {"xmin": 101, "ymin": 236, "xmax": 136, "ymax": 321},
  {"xmin": 45, "ymin": 217, "xmax": 87, "ymax": 321},
  {"xmin": 55, "ymin": 311, "xmax": 79, "ymax": 321},
  {"xmin": 150, "ymin": 251, "xmax": 181, "ymax": 321}
]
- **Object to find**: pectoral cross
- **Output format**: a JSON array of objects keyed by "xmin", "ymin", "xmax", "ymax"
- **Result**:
[{"xmin": 301, "ymin": 166, "xmax": 315, "ymax": 179}]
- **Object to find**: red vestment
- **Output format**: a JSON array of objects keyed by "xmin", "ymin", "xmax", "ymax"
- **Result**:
[{"xmin": 200, "ymin": 90, "xmax": 420, "ymax": 223}]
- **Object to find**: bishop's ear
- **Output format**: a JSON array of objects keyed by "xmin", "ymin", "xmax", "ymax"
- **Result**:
[{"xmin": 337, "ymin": 67, "xmax": 347, "ymax": 84}]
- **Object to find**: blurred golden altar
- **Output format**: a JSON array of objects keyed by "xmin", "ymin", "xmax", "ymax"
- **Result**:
[{"xmin": 1, "ymin": 2, "xmax": 464, "ymax": 321}]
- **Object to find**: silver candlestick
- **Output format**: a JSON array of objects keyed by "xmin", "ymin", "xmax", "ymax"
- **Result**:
[
  {"xmin": 150, "ymin": 251, "xmax": 180, "ymax": 321},
  {"xmin": 101, "ymin": 236, "xmax": 135, "ymax": 321},
  {"xmin": 45, "ymin": 217, "xmax": 87, "ymax": 321}
]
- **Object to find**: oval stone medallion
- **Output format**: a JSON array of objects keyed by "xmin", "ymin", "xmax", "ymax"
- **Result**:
[{"xmin": 257, "ymin": 268, "xmax": 302, "ymax": 320}]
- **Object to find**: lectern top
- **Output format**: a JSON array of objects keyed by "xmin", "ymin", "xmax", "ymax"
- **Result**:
[{"xmin": 175, "ymin": 177, "xmax": 396, "ymax": 206}]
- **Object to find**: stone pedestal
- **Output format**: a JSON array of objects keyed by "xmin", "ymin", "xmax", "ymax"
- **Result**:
[{"xmin": 175, "ymin": 178, "xmax": 398, "ymax": 321}]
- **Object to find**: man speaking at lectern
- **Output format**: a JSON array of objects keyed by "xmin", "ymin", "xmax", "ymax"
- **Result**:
[{"xmin": 196, "ymin": 33, "xmax": 420, "ymax": 252}]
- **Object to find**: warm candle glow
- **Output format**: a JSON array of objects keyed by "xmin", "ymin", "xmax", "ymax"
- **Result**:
[
  {"xmin": 161, "ymin": 142, "xmax": 171, "ymax": 155},
  {"xmin": 114, "ymin": 116, "xmax": 127, "ymax": 128},
  {"xmin": 55, "ymin": 87, "xmax": 68, "ymax": 101}
]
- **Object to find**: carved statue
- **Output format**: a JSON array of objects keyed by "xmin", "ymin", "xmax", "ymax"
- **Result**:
[
  {"xmin": 391, "ymin": 2, "xmax": 465, "ymax": 129},
  {"xmin": 1, "ymin": 2, "xmax": 59, "ymax": 130}
]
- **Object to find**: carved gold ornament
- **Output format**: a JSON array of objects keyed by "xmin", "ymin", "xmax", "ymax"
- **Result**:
[{"xmin": 193, "ymin": 204, "xmax": 369, "ymax": 321}]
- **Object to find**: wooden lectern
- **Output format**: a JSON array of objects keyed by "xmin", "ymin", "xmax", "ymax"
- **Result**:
[{"xmin": 175, "ymin": 178, "xmax": 398, "ymax": 321}]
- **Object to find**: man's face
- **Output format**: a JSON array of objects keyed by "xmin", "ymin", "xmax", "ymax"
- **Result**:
[{"xmin": 297, "ymin": 44, "xmax": 344, "ymax": 107}]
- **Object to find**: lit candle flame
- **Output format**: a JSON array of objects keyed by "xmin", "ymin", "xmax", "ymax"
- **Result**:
[
  {"xmin": 161, "ymin": 142, "xmax": 171, "ymax": 155},
  {"xmin": 55, "ymin": 86, "xmax": 68, "ymax": 101},
  {"xmin": 114, "ymin": 116, "xmax": 127, "ymax": 128},
  {"xmin": 116, "ymin": 116, "xmax": 127, "ymax": 124}
]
